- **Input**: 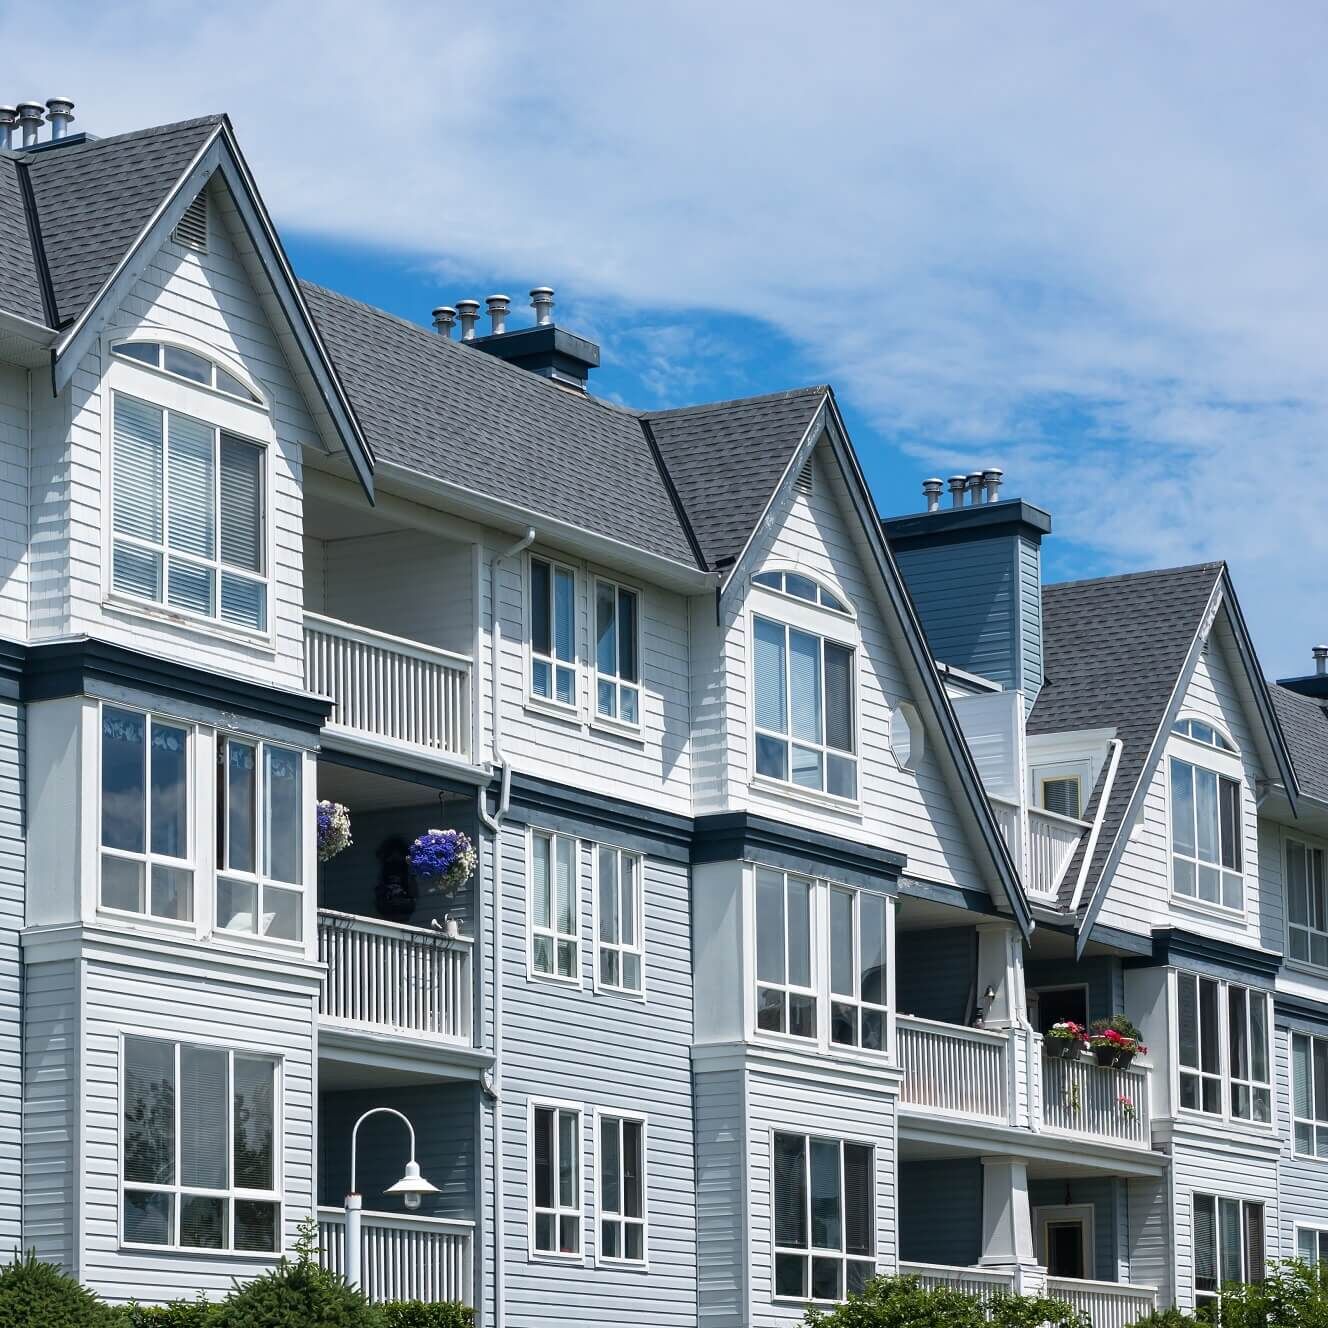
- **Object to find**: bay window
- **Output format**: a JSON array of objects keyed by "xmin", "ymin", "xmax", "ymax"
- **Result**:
[
  {"xmin": 111, "ymin": 391, "xmax": 267, "ymax": 632},
  {"xmin": 217, "ymin": 738, "xmax": 304, "ymax": 942},
  {"xmin": 595, "ymin": 579, "xmax": 640, "ymax": 725},
  {"xmin": 598, "ymin": 1112, "xmax": 646, "ymax": 1263},
  {"xmin": 1293, "ymin": 1033, "xmax": 1328, "ymax": 1158},
  {"xmin": 529, "ymin": 556, "xmax": 576, "ymax": 707},
  {"xmin": 755, "ymin": 869, "xmax": 891, "ymax": 1054},
  {"xmin": 531, "ymin": 1101, "xmax": 581, "ymax": 1257},
  {"xmin": 1287, "ymin": 838, "xmax": 1328, "ymax": 968},
  {"xmin": 122, "ymin": 1036, "xmax": 279, "ymax": 1253},
  {"xmin": 1169, "ymin": 756, "xmax": 1243, "ymax": 910},
  {"xmin": 596, "ymin": 845, "xmax": 643, "ymax": 994},
  {"xmin": 753, "ymin": 615, "xmax": 856, "ymax": 799},
  {"xmin": 1194, "ymin": 1195, "xmax": 1263, "ymax": 1312},
  {"xmin": 100, "ymin": 706, "xmax": 193, "ymax": 922},
  {"xmin": 773, "ymin": 1132, "xmax": 874, "ymax": 1302},
  {"xmin": 1177, "ymin": 973, "xmax": 1270, "ymax": 1122}
]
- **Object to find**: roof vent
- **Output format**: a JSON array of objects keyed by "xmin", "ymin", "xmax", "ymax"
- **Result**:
[
  {"xmin": 531, "ymin": 287, "xmax": 555, "ymax": 326},
  {"xmin": 0, "ymin": 107, "xmax": 17, "ymax": 151},
  {"xmin": 456, "ymin": 300, "xmax": 481, "ymax": 341},
  {"xmin": 794, "ymin": 457, "xmax": 814, "ymax": 495},
  {"xmin": 432, "ymin": 306, "xmax": 457, "ymax": 338},
  {"xmin": 45, "ymin": 96, "xmax": 74, "ymax": 141},
  {"xmin": 15, "ymin": 102, "xmax": 44, "ymax": 149},
  {"xmin": 1314, "ymin": 645, "xmax": 1328, "ymax": 677},
  {"xmin": 173, "ymin": 190, "xmax": 208, "ymax": 251}
]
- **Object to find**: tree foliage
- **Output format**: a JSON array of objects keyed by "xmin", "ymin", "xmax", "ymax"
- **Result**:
[{"xmin": 0, "ymin": 1251, "xmax": 117, "ymax": 1328}]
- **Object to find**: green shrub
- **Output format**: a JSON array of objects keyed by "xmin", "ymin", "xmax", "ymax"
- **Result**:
[
  {"xmin": 1131, "ymin": 1311, "xmax": 1200, "ymax": 1327},
  {"xmin": 1212, "ymin": 1259, "xmax": 1328, "ymax": 1328},
  {"xmin": 114, "ymin": 1299, "xmax": 220, "ymax": 1327},
  {"xmin": 1090, "ymin": 1014, "xmax": 1143, "ymax": 1041},
  {"xmin": 0, "ymin": 1251, "xmax": 117, "ymax": 1328},
  {"xmin": 985, "ymin": 1292, "xmax": 1088, "ymax": 1327},
  {"xmin": 803, "ymin": 1275, "xmax": 1088, "ymax": 1327},
  {"xmin": 380, "ymin": 1304, "xmax": 473, "ymax": 1328}
]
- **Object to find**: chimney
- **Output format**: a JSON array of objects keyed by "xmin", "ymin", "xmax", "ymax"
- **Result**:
[
  {"xmin": 456, "ymin": 300, "xmax": 481, "ymax": 342},
  {"xmin": 1277, "ymin": 645, "xmax": 1328, "ymax": 699},
  {"xmin": 531, "ymin": 287, "xmax": 555, "ymax": 326},
  {"xmin": 45, "ymin": 96, "xmax": 74, "ymax": 140},
  {"xmin": 922, "ymin": 478, "xmax": 943, "ymax": 513},
  {"xmin": 485, "ymin": 294, "xmax": 511, "ymax": 336},
  {"xmin": 0, "ymin": 107, "xmax": 16, "ymax": 151},
  {"xmin": 983, "ymin": 468, "xmax": 1004, "ymax": 504},
  {"xmin": 948, "ymin": 476, "xmax": 967, "ymax": 508},
  {"xmin": 431, "ymin": 306, "xmax": 457, "ymax": 338},
  {"xmin": 16, "ymin": 102, "xmax": 44, "ymax": 148}
]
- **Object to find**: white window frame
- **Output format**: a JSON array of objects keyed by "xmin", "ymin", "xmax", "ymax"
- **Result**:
[
  {"xmin": 1036, "ymin": 768, "xmax": 1085, "ymax": 820},
  {"xmin": 97, "ymin": 701, "xmax": 197, "ymax": 928},
  {"xmin": 1296, "ymin": 1224, "xmax": 1328, "ymax": 1265},
  {"xmin": 1174, "ymin": 971, "xmax": 1272, "ymax": 1127},
  {"xmin": 528, "ymin": 1097, "xmax": 583, "ymax": 1262},
  {"xmin": 215, "ymin": 736, "xmax": 307, "ymax": 947},
  {"xmin": 594, "ymin": 1108, "xmax": 648, "ymax": 1268},
  {"xmin": 1292, "ymin": 1031, "xmax": 1328, "ymax": 1161},
  {"xmin": 1286, "ymin": 835, "xmax": 1328, "ymax": 970},
  {"xmin": 826, "ymin": 885, "xmax": 890, "ymax": 1054},
  {"xmin": 751, "ymin": 567, "xmax": 853, "ymax": 617},
  {"xmin": 770, "ymin": 1128, "xmax": 876, "ymax": 1305},
  {"xmin": 528, "ymin": 830, "xmax": 581, "ymax": 985},
  {"xmin": 118, "ymin": 1032, "xmax": 282, "ymax": 1257},
  {"xmin": 526, "ymin": 553, "xmax": 578, "ymax": 712},
  {"xmin": 1034, "ymin": 1204, "xmax": 1096, "ymax": 1280},
  {"xmin": 592, "ymin": 576, "xmax": 642, "ymax": 730},
  {"xmin": 103, "ymin": 342, "xmax": 274, "ymax": 643},
  {"xmin": 1167, "ymin": 742, "xmax": 1245, "ymax": 917},
  {"xmin": 111, "ymin": 337, "xmax": 266, "ymax": 406},
  {"xmin": 751, "ymin": 868, "xmax": 894, "ymax": 1059},
  {"xmin": 593, "ymin": 843, "xmax": 645, "ymax": 997},
  {"xmin": 1193, "ymin": 1194, "xmax": 1264, "ymax": 1312},
  {"xmin": 749, "ymin": 605, "xmax": 859, "ymax": 805}
]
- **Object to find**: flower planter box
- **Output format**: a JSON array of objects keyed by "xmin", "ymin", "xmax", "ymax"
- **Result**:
[{"xmin": 1045, "ymin": 1038, "xmax": 1081, "ymax": 1060}]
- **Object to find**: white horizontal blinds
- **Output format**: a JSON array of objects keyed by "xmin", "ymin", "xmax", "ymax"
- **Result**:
[
  {"xmin": 773, "ymin": 1133, "xmax": 874, "ymax": 1303},
  {"xmin": 167, "ymin": 411, "xmax": 215, "ymax": 616},
  {"xmin": 530, "ymin": 558, "xmax": 576, "ymax": 705},
  {"xmin": 122, "ymin": 1038, "xmax": 279, "ymax": 1252},
  {"xmin": 1170, "ymin": 756, "xmax": 1243, "ymax": 909},
  {"xmin": 532, "ymin": 1104, "xmax": 580, "ymax": 1255},
  {"xmin": 1299, "ymin": 1228, "xmax": 1328, "ymax": 1264},
  {"xmin": 100, "ymin": 707, "xmax": 192, "ymax": 921},
  {"xmin": 595, "ymin": 580, "xmax": 640, "ymax": 723},
  {"xmin": 1227, "ymin": 986, "xmax": 1271, "ymax": 1122},
  {"xmin": 1178, "ymin": 972, "xmax": 1222, "ymax": 1114},
  {"xmin": 755, "ymin": 869, "xmax": 816, "ymax": 1039},
  {"xmin": 829, "ymin": 887, "xmax": 888, "ymax": 1052},
  {"xmin": 219, "ymin": 434, "xmax": 266, "ymax": 630},
  {"xmin": 112, "ymin": 394, "xmax": 165, "ymax": 600},
  {"xmin": 1292, "ymin": 1033, "xmax": 1328, "ymax": 1157},
  {"xmin": 1195, "ymin": 1195, "xmax": 1264, "ymax": 1309},
  {"xmin": 1042, "ymin": 776, "xmax": 1081, "ymax": 818},
  {"xmin": 599, "ymin": 1116, "xmax": 645, "ymax": 1262},
  {"xmin": 1287, "ymin": 840, "xmax": 1328, "ymax": 967},
  {"xmin": 1194, "ymin": 1194, "xmax": 1218, "ymax": 1308},
  {"xmin": 531, "ymin": 832, "xmax": 578, "ymax": 978},
  {"xmin": 597, "ymin": 846, "xmax": 643, "ymax": 992}
]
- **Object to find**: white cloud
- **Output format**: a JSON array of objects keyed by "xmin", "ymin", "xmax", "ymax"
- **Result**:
[{"xmin": 6, "ymin": 0, "xmax": 1326, "ymax": 672}]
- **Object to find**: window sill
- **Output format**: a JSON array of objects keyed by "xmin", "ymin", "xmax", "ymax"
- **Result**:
[
  {"xmin": 594, "ymin": 981, "xmax": 647, "ymax": 1002},
  {"xmin": 103, "ymin": 594, "xmax": 276, "ymax": 654},
  {"xmin": 1167, "ymin": 892, "xmax": 1248, "ymax": 926},
  {"xmin": 1175, "ymin": 1108, "xmax": 1276, "ymax": 1137},
  {"xmin": 1292, "ymin": 1148, "xmax": 1328, "ymax": 1165},
  {"xmin": 96, "ymin": 908, "xmax": 198, "ymax": 937},
  {"xmin": 1283, "ymin": 957, "xmax": 1328, "ymax": 981},
  {"xmin": 212, "ymin": 928, "xmax": 307, "ymax": 958},
  {"xmin": 749, "ymin": 775, "xmax": 862, "ymax": 817},
  {"xmin": 527, "ymin": 967, "xmax": 583, "ymax": 990},
  {"xmin": 748, "ymin": 1028, "xmax": 892, "ymax": 1068},
  {"xmin": 528, "ymin": 1249, "xmax": 585, "ymax": 1265},
  {"xmin": 523, "ymin": 696, "xmax": 582, "ymax": 727},
  {"xmin": 119, "ymin": 1241, "xmax": 279, "ymax": 1261},
  {"xmin": 589, "ymin": 715, "xmax": 645, "ymax": 745}
]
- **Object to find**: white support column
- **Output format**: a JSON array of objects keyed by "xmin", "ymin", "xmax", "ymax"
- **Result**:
[
  {"xmin": 978, "ymin": 1156, "xmax": 1046, "ymax": 1295},
  {"xmin": 975, "ymin": 921, "xmax": 1027, "ymax": 1029}
]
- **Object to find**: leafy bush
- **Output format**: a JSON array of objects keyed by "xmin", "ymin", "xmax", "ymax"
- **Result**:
[
  {"xmin": 1212, "ymin": 1259, "xmax": 1328, "ymax": 1328},
  {"xmin": 114, "ymin": 1300, "xmax": 220, "ymax": 1326},
  {"xmin": 803, "ymin": 1275, "xmax": 1088, "ymax": 1327},
  {"xmin": 1090, "ymin": 1014, "xmax": 1143, "ymax": 1041},
  {"xmin": 380, "ymin": 1304, "xmax": 473, "ymax": 1328},
  {"xmin": 1132, "ymin": 1311, "xmax": 1200, "ymax": 1327},
  {"xmin": 0, "ymin": 1251, "xmax": 117, "ymax": 1328}
]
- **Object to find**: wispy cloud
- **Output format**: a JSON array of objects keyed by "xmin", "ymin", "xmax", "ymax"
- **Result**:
[{"xmin": 7, "ymin": 1, "xmax": 1326, "ymax": 672}]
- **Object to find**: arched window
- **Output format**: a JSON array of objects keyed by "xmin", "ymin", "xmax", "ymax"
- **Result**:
[
  {"xmin": 1172, "ymin": 716, "xmax": 1237, "ymax": 753},
  {"xmin": 1168, "ymin": 715, "xmax": 1243, "ymax": 912},
  {"xmin": 752, "ymin": 569, "xmax": 850, "ymax": 616},
  {"xmin": 113, "ymin": 339, "xmax": 263, "ymax": 404}
]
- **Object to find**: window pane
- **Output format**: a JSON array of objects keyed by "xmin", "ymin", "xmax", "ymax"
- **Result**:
[
  {"xmin": 860, "ymin": 893, "xmax": 887, "ymax": 1006},
  {"xmin": 827, "ymin": 753, "xmax": 857, "ymax": 799},
  {"xmin": 1178, "ymin": 975, "xmax": 1199, "ymax": 1071},
  {"xmin": 824, "ymin": 643, "xmax": 854, "ymax": 754},
  {"xmin": 149, "ymin": 864, "xmax": 191, "ymax": 920},
  {"xmin": 1171, "ymin": 759, "xmax": 1195, "ymax": 856},
  {"xmin": 622, "ymin": 1120, "xmax": 643, "ymax": 1218},
  {"xmin": 1315, "ymin": 1040, "xmax": 1328, "ymax": 1124},
  {"xmin": 1294, "ymin": 1034, "xmax": 1312, "ymax": 1120},
  {"xmin": 596, "ymin": 582, "xmax": 616, "ymax": 676},
  {"xmin": 598, "ymin": 848, "xmax": 618, "ymax": 945},
  {"xmin": 1220, "ymin": 778, "xmax": 1242, "ymax": 871},
  {"xmin": 218, "ymin": 435, "xmax": 263, "ymax": 573},
  {"xmin": 167, "ymin": 413, "xmax": 215, "ymax": 558},
  {"xmin": 756, "ymin": 870, "xmax": 786, "ymax": 985},
  {"xmin": 163, "ymin": 345, "xmax": 212, "ymax": 385},
  {"xmin": 773, "ymin": 1133, "xmax": 807, "ymax": 1248},
  {"xmin": 117, "ymin": 341, "xmax": 160, "ymax": 367},
  {"xmin": 180, "ymin": 1045, "xmax": 227, "ymax": 1189},
  {"xmin": 791, "ymin": 744, "xmax": 823, "ymax": 790},
  {"xmin": 555, "ymin": 837, "xmax": 575, "ymax": 935},
  {"xmin": 553, "ymin": 568, "xmax": 575, "ymax": 664},
  {"xmin": 810, "ymin": 1138, "xmax": 841, "ymax": 1250},
  {"xmin": 124, "ymin": 1190, "xmax": 172, "ymax": 1246},
  {"xmin": 812, "ymin": 1257, "xmax": 841, "ymax": 1302},
  {"xmin": 775, "ymin": 1254, "xmax": 806, "ymax": 1298},
  {"xmin": 753, "ymin": 571, "xmax": 783, "ymax": 590},
  {"xmin": 620, "ymin": 856, "xmax": 637, "ymax": 950},
  {"xmin": 788, "ymin": 630, "xmax": 823, "ymax": 744},
  {"xmin": 756, "ymin": 734, "xmax": 789, "ymax": 781},
  {"xmin": 217, "ymin": 877, "xmax": 257, "ymax": 933},
  {"xmin": 787, "ymin": 879, "xmax": 812, "ymax": 988},
  {"xmin": 124, "ymin": 1038, "xmax": 175, "ymax": 1185},
  {"xmin": 531, "ymin": 559, "xmax": 551, "ymax": 657},
  {"xmin": 534, "ymin": 1108, "xmax": 553, "ymax": 1208},
  {"xmin": 617, "ymin": 589, "xmax": 638, "ymax": 683},
  {"xmin": 785, "ymin": 573, "xmax": 818, "ymax": 603},
  {"xmin": 149, "ymin": 721, "xmax": 188, "ymax": 859},
  {"xmin": 1220, "ymin": 1199, "xmax": 1242, "ymax": 1283},
  {"xmin": 264, "ymin": 886, "xmax": 301, "ymax": 941},
  {"xmin": 113, "ymin": 542, "xmax": 163, "ymax": 601},
  {"xmin": 1250, "ymin": 995, "xmax": 1268, "ymax": 1083},
  {"xmin": 1195, "ymin": 767, "xmax": 1219, "ymax": 864},
  {"xmin": 180, "ymin": 1194, "xmax": 227, "ymax": 1249},
  {"xmin": 235, "ymin": 1200, "xmax": 278, "ymax": 1252},
  {"xmin": 113, "ymin": 395, "xmax": 164, "ymax": 543},
  {"xmin": 843, "ymin": 1144, "xmax": 873, "ymax": 1256},
  {"xmin": 264, "ymin": 746, "xmax": 302, "ymax": 885},
  {"xmin": 532, "ymin": 836, "xmax": 552, "ymax": 931},
  {"xmin": 830, "ymin": 889, "xmax": 853, "ymax": 997},
  {"xmin": 168, "ymin": 558, "xmax": 214, "ymax": 616},
  {"xmin": 1199, "ymin": 978, "xmax": 1221, "ymax": 1074},
  {"xmin": 220, "ymin": 571, "xmax": 266, "ymax": 632},
  {"xmin": 601, "ymin": 1118, "xmax": 621, "ymax": 1214},
  {"xmin": 102, "ymin": 708, "xmax": 146, "ymax": 853},
  {"xmin": 1194, "ymin": 1195, "xmax": 1217, "ymax": 1289},
  {"xmin": 1228, "ymin": 987, "xmax": 1249, "ymax": 1082},
  {"xmin": 754, "ymin": 618, "xmax": 788, "ymax": 735},
  {"xmin": 233, "ymin": 1056, "xmax": 275, "ymax": 1190},
  {"xmin": 215, "ymin": 368, "xmax": 259, "ymax": 402},
  {"xmin": 558, "ymin": 1110, "xmax": 578, "ymax": 1207},
  {"xmin": 225, "ymin": 741, "xmax": 257, "ymax": 874},
  {"xmin": 1288, "ymin": 843, "xmax": 1309, "ymax": 926}
]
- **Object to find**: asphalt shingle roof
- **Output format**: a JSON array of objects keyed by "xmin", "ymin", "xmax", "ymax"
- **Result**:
[
  {"xmin": 1030, "ymin": 562, "xmax": 1224, "ymax": 908},
  {"xmin": 0, "ymin": 158, "xmax": 44, "ymax": 325},
  {"xmin": 646, "ymin": 387, "xmax": 827, "ymax": 570},
  {"xmin": 1272, "ymin": 685, "xmax": 1328, "ymax": 805}
]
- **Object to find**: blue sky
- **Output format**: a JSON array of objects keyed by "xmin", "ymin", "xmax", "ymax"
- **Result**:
[{"xmin": 8, "ymin": 2, "xmax": 1326, "ymax": 675}]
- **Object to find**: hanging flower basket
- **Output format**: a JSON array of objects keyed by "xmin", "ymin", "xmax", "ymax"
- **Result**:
[
  {"xmin": 408, "ymin": 828, "xmax": 477, "ymax": 896},
  {"xmin": 316, "ymin": 801, "xmax": 353, "ymax": 863},
  {"xmin": 1088, "ymin": 1016, "xmax": 1146, "ymax": 1070}
]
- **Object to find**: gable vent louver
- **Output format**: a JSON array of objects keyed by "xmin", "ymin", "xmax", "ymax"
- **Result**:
[
  {"xmin": 172, "ymin": 191, "xmax": 208, "ymax": 252},
  {"xmin": 794, "ymin": 458, "xmax": 814, "ymax": 495}
]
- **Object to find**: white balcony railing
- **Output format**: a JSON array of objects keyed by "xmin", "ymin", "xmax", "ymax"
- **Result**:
[
  {"xmin": 318, "ymin": 1207, "xmax": 472, "ymax": 1305},
  {"xmin": 900, "ymin": 1261, "xmax": 1016, "ymax": 1296},
  {"xmin": 897, "ymin": 1015, "xmax": 1011, "ymax": 1123},
  {"xmin": 1047, "ymin": 1276, "xmax": 1157, "ymax": 1327},
  {"xmin": 318, "ymin": 910, "xmax": 472, "ymax": 1043},
  {"xmin": 1040, "ymin": 1047, "xmax": 1152, "ymax": 1149},
  {"xmin": 1026, "ymin": 807, "xmax": 1088, "ymax": 899},
  {"xmin": 304, "ymin": 612, "xmax": 472, "ymax": 759}
]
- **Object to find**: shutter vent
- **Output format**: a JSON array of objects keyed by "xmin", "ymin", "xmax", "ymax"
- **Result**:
[
  {"xmin": 794, "ymin": 458, "xmax": 814, "ymax": 495},
  {"xmin": 173, "ymin": 191, "xmax": 208, "ymax": 251}
]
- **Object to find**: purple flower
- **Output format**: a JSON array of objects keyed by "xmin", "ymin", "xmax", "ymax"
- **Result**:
[{"xmin": 409, "ymin": 829, "xmax": 477, "ymax": 894}]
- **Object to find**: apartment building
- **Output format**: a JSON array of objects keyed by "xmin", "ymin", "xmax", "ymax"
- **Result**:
[{"xmin": 0, "ymin": 97, "xmax": 1321, "ymax": 1327}]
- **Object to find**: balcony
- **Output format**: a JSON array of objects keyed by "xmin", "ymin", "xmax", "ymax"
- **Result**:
[
  {"xmin": 305, "ymin": 612, "xmax": 472, "ymax": 761},
  {"xmin": 989, "ymin": 798, "xmax": 1089, "ymax": 902},
  {"xmin": 318, "ymin": 1207, "xmax": 473, "ymax": 1305},
  {"xmin": 1041, "ymin": 1046, "xmax": 1152, "ymax": 1148},
  {"xmin": 318, "ymin": 909, "xmax": 473, "ymax": 1045},
  {"xmin": 897, "ymin": 1015, "xmax": 1013, "ymax": 1124},
  {"xmin": 900, "ymin": 1264, "xmax": 1157, "ymax": 1327}
]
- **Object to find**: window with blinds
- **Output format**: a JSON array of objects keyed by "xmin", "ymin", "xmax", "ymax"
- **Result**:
[
  {"xmin": 531, "ymin": 1101, "xmax": 580, "ymax": 1257},
  {"xmin": 1287, "ymin": 838, "xmax": 1328, "ymax": 968},
  {"xmin": 598, "ymin": 1113, "xmax": 646, "ymax": 1263},
  {"xmin": 111, "ymin": 391, "xmax": 267, "ymax": 631},
  {"xmin": 531, "ymin": 831, "xmax": 579, "ymax": 981},
  {"xmin": 1298, "ymin": 1226, "xmax": 1328, "ymax": 1266},
  {"xmin": 529, "ymin": 555, "xmax": 576, "ymax": 707},
  {"xmin": 1194, "ymin": 1195, "xmax": 1263, "ymax": 1312},
  {"xmin": 1293, "ymin": 1033, "xmax": 1328, "ymax": 1158},
  {"xmin": 1178, "ymin": 973, "xmax": 1271, "ymax": 1123},
  {"xmin": 1170, "ymin": 755, "xmax": 1243, "ymax": 910},
  {"xmin": 122, "ymin": 1036, "xmax": 279, "ymax": 1253},
  {"xmin": 1040, "ymin": 775, "xmax": 1082, "ymax": 819}
]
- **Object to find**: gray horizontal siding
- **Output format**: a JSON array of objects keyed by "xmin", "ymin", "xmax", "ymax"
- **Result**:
[
  {"xmin": 1277, "ymin": 1025, "xmax": 1328, "ymax": 1256},
  {"xmin": 696, "ymin": 1067, "xmax": 746, "ymax": 1327}
]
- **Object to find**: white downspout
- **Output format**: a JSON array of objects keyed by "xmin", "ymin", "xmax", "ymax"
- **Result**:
[
  {"xmin": 1067, "ymin": 738, "xmax": 1123, "ymax": 914},
  {"xmin": 476, "ymin": 527, "xmax": 534, "ymax": 1328}
]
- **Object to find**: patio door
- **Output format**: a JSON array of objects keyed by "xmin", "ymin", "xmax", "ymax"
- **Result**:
[{"xmin": 1035, "ymin": 1204, "xmax": 1094, "ymax": 1279}]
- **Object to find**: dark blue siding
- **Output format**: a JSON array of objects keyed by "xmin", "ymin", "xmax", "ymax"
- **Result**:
[
  {"xmin": 898, "ymin": 1159, "xmax": 983, "ymax": 1266},
  {"xmin": 897, "ymin": 928, "xmax": 976, "ymax": 1025}
]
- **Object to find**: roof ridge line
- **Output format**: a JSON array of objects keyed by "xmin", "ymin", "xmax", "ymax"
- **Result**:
[
  {"xmin": 1045, "ymin": 560, "xmax": 1225, "ymax": 592},
  {"xmin": 642, "ymin": 384, "xmax": 829, "ymax": 419}
]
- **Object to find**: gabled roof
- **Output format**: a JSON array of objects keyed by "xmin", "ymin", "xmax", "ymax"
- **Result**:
[
  {"xmin": 1272, "ymin": 685, "xmax": 1328, "ymax": 805},
  {"xmin": 0, "ymin": 158, "xmax": 45, "ymax": 326}
]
